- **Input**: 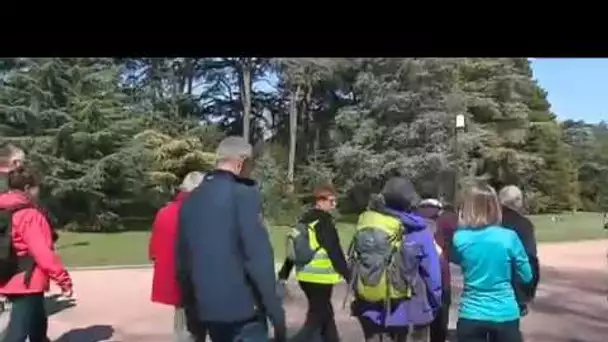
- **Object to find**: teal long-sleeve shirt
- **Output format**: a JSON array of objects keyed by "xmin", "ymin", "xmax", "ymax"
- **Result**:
[{"xmin": 452, "ymin": 225, "xmax": 532, "ymax": 322}]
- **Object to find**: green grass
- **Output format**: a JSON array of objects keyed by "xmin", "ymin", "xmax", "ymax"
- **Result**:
[
  {"xmin": 529, "ymin": 212, "xmax": 607, "ymax": 242},
  {"xmin": 55, "ymin": 212, "xmax": 608, "ymax": 267}
]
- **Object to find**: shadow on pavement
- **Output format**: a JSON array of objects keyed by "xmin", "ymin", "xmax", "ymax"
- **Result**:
[
  {"xmin": 538, "ymin": 266, "xmax": 608, "ymax": 296},
  {"xmin": 54, "ymin": 324, "xmax": 114, "ymax": 342},
  {"xmin": 46, "ymin": 294, "xmax": 76, "ymax": 317}
]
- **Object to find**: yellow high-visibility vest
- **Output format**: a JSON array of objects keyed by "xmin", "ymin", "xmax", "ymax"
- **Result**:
[{"xmin": 295, "ymin": 220, "xmax": 342, "ymax": 285}]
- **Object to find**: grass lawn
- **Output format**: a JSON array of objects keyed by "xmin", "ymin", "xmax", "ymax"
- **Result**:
[{"xmin": 55, "ymin": 212, "xmax": 607, "ymax": 267}]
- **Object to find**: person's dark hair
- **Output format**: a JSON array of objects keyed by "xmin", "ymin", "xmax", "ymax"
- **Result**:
[
  {"xmin": 7, "ymin": 165, "xmax": 41, "ymax": 191},
  {"xmin": 381, "ymin": 177, "xmax": 420, "ymax": 212}
]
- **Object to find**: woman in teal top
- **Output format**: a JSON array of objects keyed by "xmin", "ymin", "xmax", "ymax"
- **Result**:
[{"xmin": 452, "ymin": 184, "xmax": 532, "ymax": 342}]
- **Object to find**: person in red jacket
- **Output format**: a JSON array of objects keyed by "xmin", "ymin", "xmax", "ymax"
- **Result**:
[
  {"xmin": 149, "ymin": 171, "xmax": 205, "ymax": 342},
  {"xmin": 432, "ymin": 202, "xmax": 458, "ymax": 342},
  {"xmin": 0, "ymin": 165, "xmax": 73, "ymax": 342}
]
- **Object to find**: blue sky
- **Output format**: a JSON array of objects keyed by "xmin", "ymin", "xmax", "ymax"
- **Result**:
[{"xmin": 530, "ymin": 58, "xmax": 607, "ymax": 123}]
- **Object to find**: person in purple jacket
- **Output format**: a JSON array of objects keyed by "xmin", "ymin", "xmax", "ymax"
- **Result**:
[{"xmin": 350, "ymin": 177, "xmax": 442, "ymax": 342}]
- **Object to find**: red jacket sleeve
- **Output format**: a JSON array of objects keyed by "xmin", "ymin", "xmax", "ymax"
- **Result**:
[
  {"xmin": 149, "ymin": 206, "xmax": 167, "ymax": 261},
  {"xmin": 21, "ymin": 208, "xmax": 72, "ymax": 291}
]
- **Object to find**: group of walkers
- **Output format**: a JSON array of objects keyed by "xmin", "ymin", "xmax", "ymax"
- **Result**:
[
  {"xmin": 149, "ymin": 136, "xmax": 541, "ymax": 342},
  {"xmin": 0, "ymin": 136, "xmax": 540, "ymax": 342}
]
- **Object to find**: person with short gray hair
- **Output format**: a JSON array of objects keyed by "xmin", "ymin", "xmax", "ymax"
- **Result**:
[
  {"xmin": 179, "ymin": 171, "xmax": 205, "ymax": 193},
  {"xmin": 498, "ymin": 185, "xmax": 540, "ymax": 317},
  {"xmin": 149, "ymin": 171, "xmax": 206, "ymax": 342},
  {"xmin": 499, "ymin": 185, "xmax": 524, "ymax": 212},
  {"xmin": 177, "ymin": 136, "xmax": 286, "ymax": 342}
]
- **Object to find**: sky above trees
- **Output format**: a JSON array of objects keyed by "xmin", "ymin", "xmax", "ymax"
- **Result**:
[{"xmin": 531, "ymin": 58, "xmax": 608, "ymax": 123}]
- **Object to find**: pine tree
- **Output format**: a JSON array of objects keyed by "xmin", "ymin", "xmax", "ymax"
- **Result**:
[{"xmin": 0, "ymin": 58, "xmax": 146, "ymax": 230}]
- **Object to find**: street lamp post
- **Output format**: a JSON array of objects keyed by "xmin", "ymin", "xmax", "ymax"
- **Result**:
[{"xmin": 454, "ymin": 114, "xmax": 466, "ymax": 204}]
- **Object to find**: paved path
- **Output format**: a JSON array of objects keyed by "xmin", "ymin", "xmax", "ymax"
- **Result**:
[{"xmin": 0, "ymin": 240, "xmax": 606, "ymax": 341}]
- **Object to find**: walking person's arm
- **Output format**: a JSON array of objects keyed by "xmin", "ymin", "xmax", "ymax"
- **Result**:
[
  {"xmin": 417, "ymin": 229, "xmax": 442, "ymax": 310},
  {"xmin": 512, "ymin": 217, "xmax": 539, "ymax": 298},
  {"xmin": 523, "ymin": 220, "xmax": 540, "ymax": 299},
  {"xmin": 149, "ymin": 207, "xmax": 165, "ymax": 262},
  {"xmin": 508, "ymin": 231, "xmax": 533, "ymax": 285},
  {"xmin": 235, "ymin": 185, "xmax": 286, "ymax": 340},
  {"xmin": 315, "ymin": 216, "xmax": 350, "ymax": 282},
  {"xmin": 20, "ymin": 209, "xmax": 73, "ymax": 295}
]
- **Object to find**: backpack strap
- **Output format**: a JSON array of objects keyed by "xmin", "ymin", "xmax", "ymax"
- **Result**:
[{"xmin": 4, "ymin": 203, "xmax": 37, "ymax": 288}]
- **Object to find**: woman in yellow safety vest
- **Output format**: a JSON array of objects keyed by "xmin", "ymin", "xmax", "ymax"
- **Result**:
[{"xmin": 290, "ymin": 184, "xmax": 350, "ymax": 342}]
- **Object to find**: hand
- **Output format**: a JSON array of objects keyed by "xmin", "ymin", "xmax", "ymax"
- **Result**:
[{"xmin": 61, "ymin": 288, "xmax": 73, "ymax": 299}]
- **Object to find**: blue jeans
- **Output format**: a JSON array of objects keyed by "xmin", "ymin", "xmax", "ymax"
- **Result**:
[
  {"xmin": 206, "ymin": 318, "xmax": 269, "ymax": 342},
  {"xmin": 4, "ymin": 293, "xmax": 48, "ymax": 342}
]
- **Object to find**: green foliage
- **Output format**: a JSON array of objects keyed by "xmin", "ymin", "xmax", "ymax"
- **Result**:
[{"xmin": 0, "ymin": 57, "xmax": 605, "ymax": 231}]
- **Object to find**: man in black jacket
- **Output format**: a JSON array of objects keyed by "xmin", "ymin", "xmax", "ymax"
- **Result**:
[
  {"xmin": 498, "ymin": 185, "xmax": 540, "ymax": 316},
  {"xmin": 177, "ymin": 136, "xmax": 286, "ymax": 342}
]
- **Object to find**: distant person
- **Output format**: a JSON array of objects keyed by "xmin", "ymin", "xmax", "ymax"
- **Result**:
[
  {"xmin": 149, "ymin": 171, "xmax": 205, "ymax": 342},
  {"xmin": 350, "ymin": 177, "xmax": 442, "ymax": 342},
  {"xmin": 176, "ymin": 136, "xmax": 286, "ymax": 342},
  {"xmin": 453, "ymin": 184, "xmax": 532, "ymax": 342},
  {"xmin": 0, "ymin": 165, "xmax": 73, "ymax": 342},
  {"xmin": 283, "ymin": 184, "xmax": 348, "ymax": 342},
  {"xmin": 0, "ymin": 143, "xmax": 25, "ymax": 186},
  {"xmin": 498, "ymin": 185, "xmax": 540, "ymax": 316},
  {"xmin": 417, "ymin": 198, "xmax": 454, "ymax": 342}
]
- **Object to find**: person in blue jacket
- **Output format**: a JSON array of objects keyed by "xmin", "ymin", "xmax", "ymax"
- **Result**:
[
  {"xmin": 176, "ymin": 136, "xmax": 286, "ymax": 342},
  {"xmin": 452, "ymin": 183, "xmax": 532, "ymax": 342}
]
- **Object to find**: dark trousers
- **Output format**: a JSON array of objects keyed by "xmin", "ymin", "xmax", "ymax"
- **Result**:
[
  {"xmin": 183, "ymin": 305, "xmax": 208, "ymax": 342},
  {"xmin": 4, "ymin": 293, "xmax": 48, "ymax": 342},
  {"xmin": 430, "ymin": 287, "xmax": 451, "ymax": 342},
  {"xmin": 291, "ymin": 281, "xmax": 339, "ymax": 342},
  {"xmin": 204, "ymin": 317, "xmax": 268, "ymax": 342},
  {"xmin": 358, "ymin": 316, "xmax": 409, "ymax": 342},
  {"xmin": 457, "ymin": 318, "xmax": 522, "ymax": 342}
]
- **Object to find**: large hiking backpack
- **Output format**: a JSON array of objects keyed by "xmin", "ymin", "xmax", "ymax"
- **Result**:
[
  {"xmin": 0, "ymin": 204, "xmax": 34, "ymax": 285},
  {"xmin": 347, "ymin": 210, "xmax": 424, "ymax": 304},
  {"xmin": 285, "ymin": 220, "xmax": 321, "ymax": 267}
]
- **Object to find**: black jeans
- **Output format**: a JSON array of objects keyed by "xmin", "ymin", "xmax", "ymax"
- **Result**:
[
  {"xmin": 4, "ymin": 293, "xmax": 48, "ymax": 342},
  {"xmin": 457, "ymin": 318, "xmax": 522, "ymax": 342},
  {"xmin": 291, "ymin": 281, "xmax": 339, "ymax": 342},
  {"xmin": 204, "ymin": 316, "xmax": 269, "ymax": 342},
  {"xmin": 430, "ymin": 286, "xmax": 451, "ymax": 342},
  {"xmin": 358, "ymin": 316, "xmax": 409, "ymax": 342}
]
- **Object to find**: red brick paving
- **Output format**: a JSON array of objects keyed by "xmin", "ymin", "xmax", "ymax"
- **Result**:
[{"xmin": 0, "ymin": 240, "xmax": 605, "ymax": 341}]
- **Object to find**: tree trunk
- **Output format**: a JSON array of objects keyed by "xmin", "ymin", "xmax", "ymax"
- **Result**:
[
  {"xmin": 240, "ymin": 59, "xmax": 252, "ymax": 143},
  {"xmin": 186, "ymin": 58, "xmax": 194, "ymax": 95},
  {"xmin": 287, "ymin": 85, "xmax": 301, "ymax": 192}
]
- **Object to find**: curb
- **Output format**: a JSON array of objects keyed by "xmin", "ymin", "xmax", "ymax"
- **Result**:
[
  {"xmin": 67, "ymin": 264, "xmax": 152, "ymax": 271},
  {"xmin": 64, "ymin": 262, "xmax": 349, "ymax": 283},
  {"xmin": 65, "ymin": 262, "xmax": 285, "ymax": 272}
]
